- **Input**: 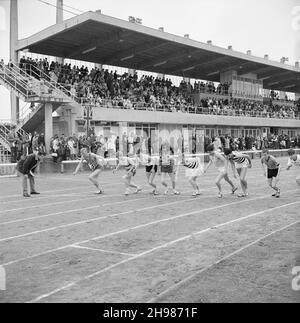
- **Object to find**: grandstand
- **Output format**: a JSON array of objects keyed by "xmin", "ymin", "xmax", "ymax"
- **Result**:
[{"xmin": 0, "ymin": 1, "xmax": 299, "ymax": 163}]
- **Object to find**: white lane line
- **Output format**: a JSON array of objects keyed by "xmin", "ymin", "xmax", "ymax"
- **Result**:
[
  {"xmin": 0, "ymin": 179, "xmax": 200, "ymax": 208},
  {"xmin": 147, "ymin": 219, "xmax": 300, "ymax": 303},
  {"xmin": 0, "ymin": 185, "xmax": 91, "ymax": 200},
  {"xmin": 0, "ymin": 194, "xmax": 116, "ymax": 214},
  {"xmin": 2, "ymin": 189, "xmax": 298, "ymax": 266},
  {"xmin": 0, "ymin": 190, "xmax": 199, "ymax": 225},
  {"xmin": 27, "ymin": 204, "xmax": 300, "ymax": 303},
  {"xmin": 70, "ymin": 244, "xmax": 136, "ymax": 257},
  {"xmin": 0, "ymin": 190, "xmax": 159, "ymax": 214},
  {"xmin": 0, "ymin": 193, "xmax": 213, "ymax": 241},
  {"xmin": 0, "ymin": 178, "xmax": 148, "ymax": 201},
  {"xmin": 0, "ymin": 210, "xmax": 131, "ymax": 243}
]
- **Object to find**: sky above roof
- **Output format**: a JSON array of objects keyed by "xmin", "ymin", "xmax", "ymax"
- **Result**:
[{"xmin": 0, "ymin": 0, "xmax": 299, "ymax": 119}]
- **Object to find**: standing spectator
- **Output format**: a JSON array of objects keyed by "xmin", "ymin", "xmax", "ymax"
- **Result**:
[
  {"xmin": 7, "ymin": 127, "xmax": 19, "ymax": 163},
  {"xmin": 31, "ymin": 132, "xmax": 40, "ymax": 152},
  {"xmin": 67, "ymin": 137, "xmax": 76, "ymax": 160},
  {"xmin": 38, "ymin": 133, "xmax": 46, "ymax": 155}
]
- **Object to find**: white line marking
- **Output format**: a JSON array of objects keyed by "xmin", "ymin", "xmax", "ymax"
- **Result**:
[
  {"xmin": 0, "ymin": 210, "xmax": 130, "ymax": 243},
  {"xmin": 0, "ymin": 190, "xmax": 198, "ymax": 225},
  {"xmin": 0, "ymin": 193, "xmax": 211, "ymax": 241},
  {"xmin": 0, "ymin": 190, "xmax": 152, "ymax": 214},
  {"xmin": 70, "ymin": 244, "xmax": 136, "ymax": 257},
  {"xmin": 0, "ymin": 185, "xmax": 91, "ymax": 200},
  {"xmin": 2, "ymin": 189, "xmax": 298, "ymax": 267},
  {"xmin": 27, "ymin": 205, "xmax": 300, "ymax": 303},
  {"xmin": 147, "ymin": 219, "xmax": 300, "ymax": 303},
  {"xmin": 0, "ymin": 180, "xmax": 198, "ymax": 208}
]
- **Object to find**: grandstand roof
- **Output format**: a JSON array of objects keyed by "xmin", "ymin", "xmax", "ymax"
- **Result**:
[{"xmin": 17, "ymin": 11, "xmax": 300, "ymax": 93}]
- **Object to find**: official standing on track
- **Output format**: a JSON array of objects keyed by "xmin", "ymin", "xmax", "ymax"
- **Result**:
[{"xmin": 17, "ymin": 149, "xmax": 41, "ymax": 198}]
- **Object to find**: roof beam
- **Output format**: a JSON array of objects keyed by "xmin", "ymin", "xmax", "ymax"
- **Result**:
[
  {"xmin": 264, "ymin": 78, "xmax": 300, "ymax": 91},
  {"xmin": 238, "ymin": 65, "xmax": 275, "ymax": 76},
  {"xmin": 264, "ymin": 73, "xmax": 299, "ymax": 86},
  {"xmin": 257, "ymin": 68, "xmax": 288, "ymax": 79},
  {"xmin": 67, "ymin": 30, "xmax": 130, "ymax": 58},
  {"xmin": 138, "ymin": 49, "xmax": 201, "ymax": 70},
  {"xmin": 100, "ymin": 39, "xmax": 168, "ymax": 65},
  {"xmin": 162, "ymin": 54, "xmax": 226, "ymax": 75},
  {"xmin": 282, "ymin": 86, "xmax": 300, "ymax": 93}
]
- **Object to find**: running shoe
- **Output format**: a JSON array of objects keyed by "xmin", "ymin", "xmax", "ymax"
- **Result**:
[
  {"xmin": 218, "ymin": 192, "xmax": 223, "ymax": 198},
  {"xmin": 231, "ymin": 187, "xmax": 238, "ymax": 194},
  {"xmin": 95, "ymin": 190, "xmax": 104, "ymax": 195},
  {"xmin": 237, "ymin": 193, "xmax": 248, "ymax": 198},
  {"xmin": 192, "ymin": 192, "xmax": 198, "ymax": 197},
  {"xmin": 275, "ymin": 189, "xmax": 281, "ymax": 198},
  {"xmin": 164, "ymin": 189, "xmax": 169, "ymax": 195},
  {"xmin": 153, "ymin": 190, "xmax": 159, "ymax": 196},
  {"xmin": 135, "ymin": 187, "xmax": 142, "ymax": 194},
  {"xmin": 173, "ymin": 190, "xmax": 180, "ymax": 195}
]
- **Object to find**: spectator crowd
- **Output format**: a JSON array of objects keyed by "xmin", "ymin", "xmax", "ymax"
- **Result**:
[
  {"xmin": 17, "ymin": 56, "xmax": 300, "ymax": 120},
  {"xmin": 1, "ymin": 57, "xmax": 300, "ymax": 163},
  {"xmin": 3, "ymin": 124, "xmax": 300, "ymax": 164}
]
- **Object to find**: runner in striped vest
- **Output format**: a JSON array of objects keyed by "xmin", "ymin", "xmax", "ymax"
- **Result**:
[{"xmin": 224, "ymin": 149, "xmax": 252, "ymax": 198}]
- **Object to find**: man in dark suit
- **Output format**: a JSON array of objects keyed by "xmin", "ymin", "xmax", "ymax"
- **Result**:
[{"xmin": 17, "ymin": 150, "xmax": 41, "ymax": 198}]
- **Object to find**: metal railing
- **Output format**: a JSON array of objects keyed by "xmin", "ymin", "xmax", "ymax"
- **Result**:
[
  {"xmin": 16, "ymin": 103, "xmax": 44, "ymax": 133},
  {"xmin": 7, "ymin": 62, "xmax": 300, "ymax": 122},
  {"xmin": 18, "ymin": 63, "xmax": 78, "ymax": 102},
  {"xmin": 0, "ymin": 146, "xmax": 10, "ymax": 164},
  {"xmin": 75, "ymin": 97, "xmax": 300, "ymax": 120},
  {"xmin": 0, "ymin": 124, "xmax": 11, "ymax": 151},
  {"xmin": 0, "ymin": 111, "xmax": 30, "ymax": 149},
  {"xmin": 0, "ymin": 64, "xmax": 40, "ymax": 100}
]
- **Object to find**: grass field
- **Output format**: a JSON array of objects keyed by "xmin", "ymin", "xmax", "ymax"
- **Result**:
[{"xmin": 0, "ymin": 156, "xmax": 299, "ymax": 303}]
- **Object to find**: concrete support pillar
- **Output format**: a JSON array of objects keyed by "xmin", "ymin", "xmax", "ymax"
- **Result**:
[
  {"xmin": 264, "ymin": 88, "xmax": 270, "ymax": 96},
  {"xmin": 66, "ymin": 108, "xmax": 76, "ymax": 136},
  {"xmin": 128, "ymin": 69, "xmax": 136, "ymax": 76},
  {"xmin": 279, "ymin": 91, "xmax": 286, "ymax": 100},
  {"xmin": 95, "ymin": 63, "xmax": 103, "ymax": 70},
  {"xmin": 220, "ymin": 70, "xmax": 237, "ymax": 84},
  {"xmin": 56, "ymin": 0, "xmax": 63, "ymax": 23},
  {"xmin": 56, "ymin": 0, "xmax": 64, "ymax": 65},
  {"xmin": 10, "ymin": 0, "xmax": 19, "ymax": 124},
  {"xmin": 70, "ymin": 112, "xmax": 77, "ymax": 136},
  {"xmin": 44, "ymin": 103, "xmax": 53, "ymax": 154},
  {"xmin": 119, "ymin": 122, "xmax": 128, "ymax": 154}
]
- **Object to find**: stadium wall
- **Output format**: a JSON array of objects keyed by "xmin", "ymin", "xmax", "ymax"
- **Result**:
[{"xmin": 88, "ymin": 108, "xmax": 300, "ymax": 128}]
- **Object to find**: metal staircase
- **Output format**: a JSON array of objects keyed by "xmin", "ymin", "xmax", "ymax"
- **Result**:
[
  {"xmin": 0, "ymin": 62, "xmax": 88, "ymax": 161},
  {"xmin": 0, "ymin": 119, "xmax": 27, "ymax": 155},
  {"xmin": 0, "ymin": 62, "xmax": 73, "ymax": 103}
]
